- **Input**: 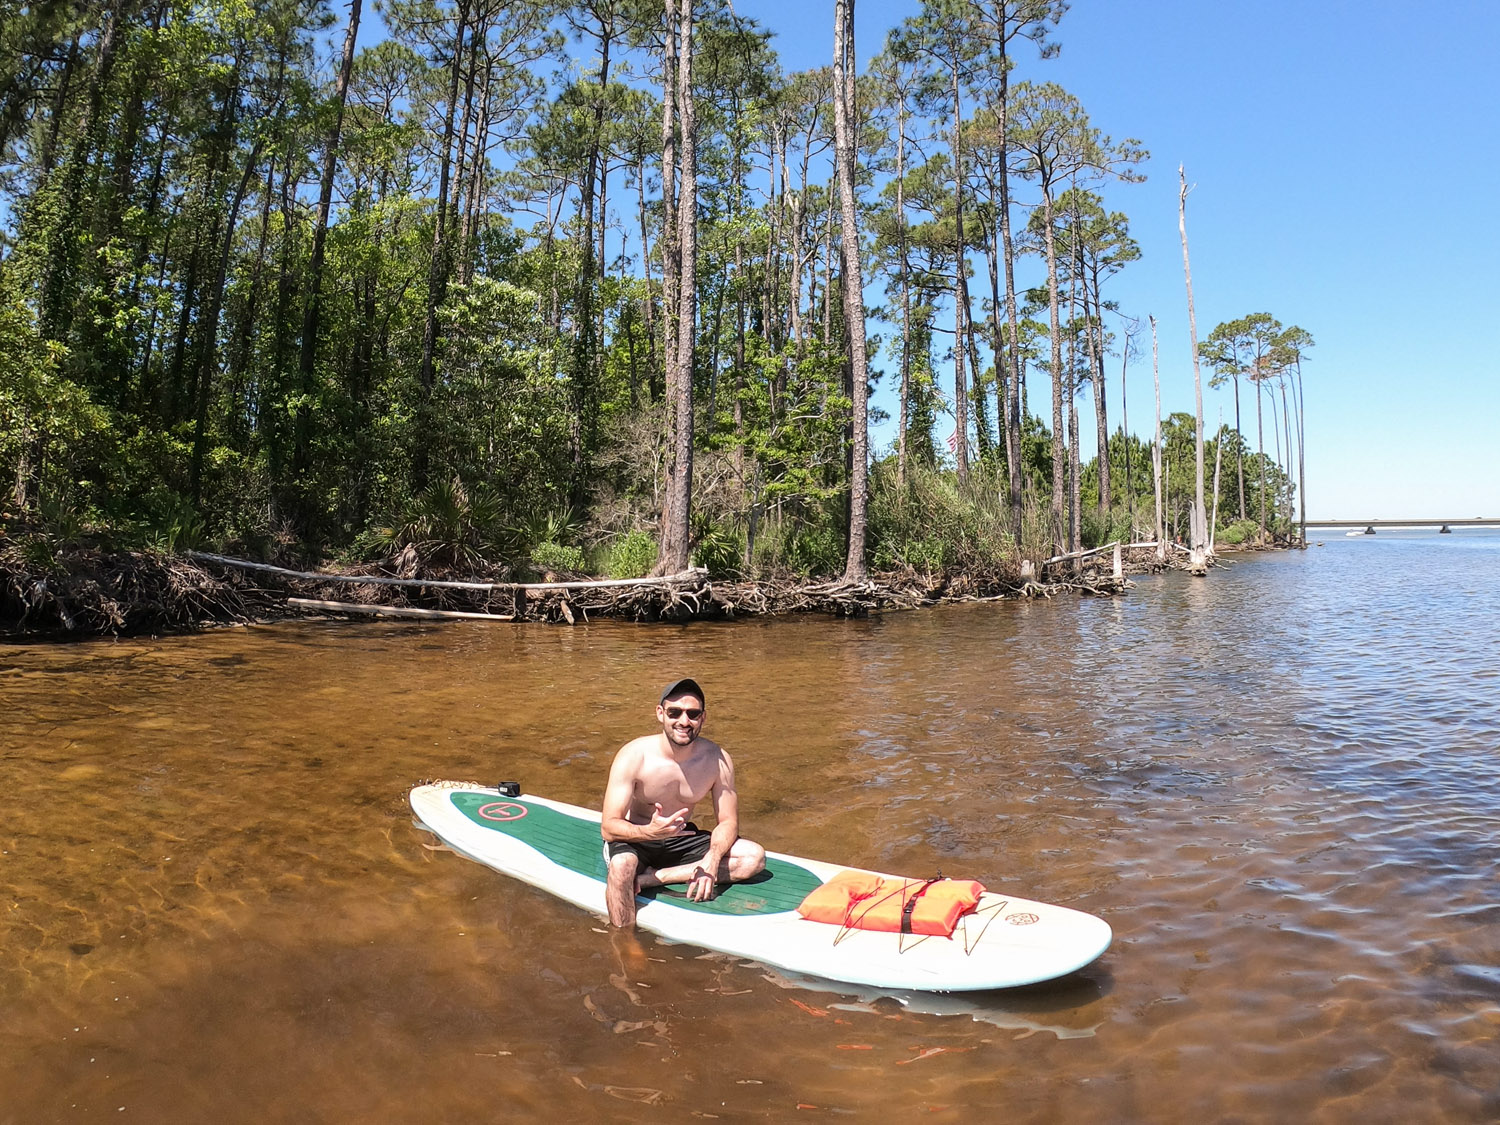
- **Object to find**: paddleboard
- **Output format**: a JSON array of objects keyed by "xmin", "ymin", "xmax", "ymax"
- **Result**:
[{"xmin": 409, "ymin": 781, "xmax": 1112, "ymax": 992}]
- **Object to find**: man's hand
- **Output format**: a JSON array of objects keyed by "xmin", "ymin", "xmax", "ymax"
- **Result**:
[
  {"xmin": 646, "ymin": 803, "xmax": 689, "ymax": 840},
  {"xmin": 686, "ymin": 862, "xmax": 719, "ymax": 902}
]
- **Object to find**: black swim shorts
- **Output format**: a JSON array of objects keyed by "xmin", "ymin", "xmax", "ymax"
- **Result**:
[{"xmin": 606, "ymin": 822, "xmax": 713, "ymax": 870}]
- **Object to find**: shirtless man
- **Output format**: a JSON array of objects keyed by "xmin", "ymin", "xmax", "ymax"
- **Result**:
[{"xmin": 601, "ymin": 678, "xmax": 766, "ymax": 927}]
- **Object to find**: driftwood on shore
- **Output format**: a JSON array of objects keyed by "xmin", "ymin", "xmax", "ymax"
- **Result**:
[
  {"xmin": 185, "ymin": 550, "xmax": 1137, "ymax": 627},
  {"xmin": 185, "ymin": 552, "xmax": 708, "ymax": 593},
  {"xmin": 0, "ymin": 543, "xmax": 278, "ymax": 638},
  {"xmin": 3, "ymin": 536, "xmax": 1164, "ymax": 639},
  {"xmin": 285, "ymin": 598, "xmax": 517, "ymax": 621}
]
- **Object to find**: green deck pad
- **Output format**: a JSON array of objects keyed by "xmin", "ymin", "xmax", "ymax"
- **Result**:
[{"xmin": 450, "ymin": 791, "xmax": 822, "ymax": 917}]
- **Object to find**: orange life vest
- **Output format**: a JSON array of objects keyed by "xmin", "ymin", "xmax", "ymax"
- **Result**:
[{"xmin": 796, "ymin": 871, "xmax": 986, "ymax": 937}]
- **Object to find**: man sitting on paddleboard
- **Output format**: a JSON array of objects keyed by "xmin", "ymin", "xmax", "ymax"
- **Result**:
[{"xmin": 601, "ymin": 678, "xmax": 766, "ymax": 927}]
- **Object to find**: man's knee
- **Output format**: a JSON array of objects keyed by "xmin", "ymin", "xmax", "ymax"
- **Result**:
[
  {"xmin": 732, "ymin": 840, "xmax": 766, "ymax": 877},
  {"xmin": 607, "ymin": 850, "xmax": 639, "ymax": 883}
]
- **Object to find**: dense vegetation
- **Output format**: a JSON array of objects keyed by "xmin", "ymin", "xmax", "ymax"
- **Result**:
[{"xmin": 0, "ymin": 0, "xmax": 1311, "ymax": 584}]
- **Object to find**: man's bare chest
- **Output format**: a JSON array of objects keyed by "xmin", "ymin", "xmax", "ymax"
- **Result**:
[{"xmin": 635, "ymin": 752, "xmax": 716, "ymax": 809}]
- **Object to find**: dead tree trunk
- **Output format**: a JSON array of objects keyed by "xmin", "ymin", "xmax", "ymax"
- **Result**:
[
  {"xmin": 1150, "ymin": 314, "xmax": 1164, "ymax": 561},
  {"xmin": 1178, "ymin": 165, "xmax": 1208, "ymax": 562}
]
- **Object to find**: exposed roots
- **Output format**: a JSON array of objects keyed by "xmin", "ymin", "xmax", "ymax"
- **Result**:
[
  {"xmin": 0, "ymin": 537, "xmax": 278, "ymax": 639},
  {"xmin": 194, "ymin": 555, "xmax": 1132, "ymax": 625},
  {"xmin": 2, "ymin": 537, "xmax": 1144, "ymax": 640}
]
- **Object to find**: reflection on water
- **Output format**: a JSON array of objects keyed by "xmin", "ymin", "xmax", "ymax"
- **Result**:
[{"xmin": 3, "ymin": 532, "xmax": 1500, "ymax": 1120}]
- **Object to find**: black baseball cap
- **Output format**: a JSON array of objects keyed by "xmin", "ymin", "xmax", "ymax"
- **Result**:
[{"xmin": 659, "ymin": 677, "xmax": 706, "ymax": 706}]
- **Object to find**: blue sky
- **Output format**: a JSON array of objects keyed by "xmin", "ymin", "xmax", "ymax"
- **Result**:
[
  {"xmin": 734, "ymin": 0, "xmax": 1499, "ymax": 520},
  {"xmin": 355, "ymin": 0, "xmax": 1498, "ymax": 520}
]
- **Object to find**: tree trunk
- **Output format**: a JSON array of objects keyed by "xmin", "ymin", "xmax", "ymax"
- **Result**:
[
  {"xmin": 1209, "ymin": 424, "xmax": 1223, "ymax": 551},
  {"xmin": 1233, "ymin": 371, "xmax": 1245, "ymax": 520},
  {"xmin": 992, "ymin": 33, "xmax": 1024, "ymax": 539},
  {"xmin": 459, "ymin": 49, "xmax": 493, "ymax": 283},
  {"xmin": 1041, "ymin": 188, "xmax": 1065, "ymax": 555},
  {"xmin": 1088, "ymin": 263, "xmax": 1110, "ymax": 519},
  {"xmin": 416, "ymin": 0, "xmax": 471, "ymax": 489},
  {"xmin": 1256, "ymin": 375, "xmax": 1267, "ymax": 541},
  {"xmin": 985, "ymin": 225, "xmax": 1012, "ymax": 491},
  {"xmin": 226, "ymin": 152, "xmax": 278, "ymax": 447},
  {"xmin": 1178, "ymin": 165, "xmax": 1207, "ymax": 555},
  {"xmin": 634, "ymin": 140, "xmax": 659, "ymax": 394},
  {"xmin": 896, "ymin": 92, "xmax": 910, "ymax": 492},
  {"xmin": 294, "ymin": 0, "xmax": 361, "ymax": 501},
  {"xmin": 833, "ymin": 0, "xmax": 869, "ymax": 580},
  {"xmin": 949, "ymin": 60, "xmax": 969, "ymax": 483},
  {"xmin": 1150, "ymin": 315, "xmax": 1164, "ymax": 559},
  {"xmin": 656, "ymin": 0, "xmax": 695, "ymax": 575},
  {"xmin": 1120, "ymin": 329, "xmax": 1133, "ymax": 531},
  {"xmin": 191, "ymin": 139, "xmax": 264, "ymax": 503},
  {"xmin": 1065, "ymin": 261, "xmax": 1080, "ymax": 555},
  {"xmin": 1280, "ymin": 376, "xmax": 1295, "ymax": 534},
  {"xmin": 570, "ymin": 13, "xmax": 612, "ymax": 500},
  {"xmin": 1294, "ymin": 359, "xmax": 1307, "ymax": 544},
  {"xmin": 659, "ymin": 0, "xmax": 679, "ymax": 408},
  {"xmin": 967, "ymin": 327, "xmax": 992, "ymax": 462}
]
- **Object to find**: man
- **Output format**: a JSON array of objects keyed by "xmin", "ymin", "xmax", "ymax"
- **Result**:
[{"xmin": 601, "ymin": 678, "xmax": 766, "ymax": 927}]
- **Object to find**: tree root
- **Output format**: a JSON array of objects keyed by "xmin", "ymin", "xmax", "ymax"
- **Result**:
[
  {"xmin": 0, "ymin": 538, "xmax": 279, "ymax": 638},
  {"xmin": 2, "ymin": 543, "xmax": 1152, "ymax": 639}
]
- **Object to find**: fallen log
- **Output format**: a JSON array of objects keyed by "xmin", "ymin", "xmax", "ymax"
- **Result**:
[
  {"xmin": 287, "ymin": 597, "xmax": 515, "ymax": 622},
  {"xmin": 1042, "ymin": 541, "xmax": 1123, "ymax": 566},
  {"xmin": 188, "ymin": 551, "xmax": 706, "ymax": 592}
]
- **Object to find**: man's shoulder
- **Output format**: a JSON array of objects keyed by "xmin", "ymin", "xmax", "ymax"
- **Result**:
[
  {"xmin": 614, "ymin": 733, "xmax": 662, "ymax": 760},
  {"xmin": 693, "ymin": 736, "xmax": 730, "ymax": 769}
]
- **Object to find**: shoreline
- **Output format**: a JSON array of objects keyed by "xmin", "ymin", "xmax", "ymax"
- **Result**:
[{"xmin": 0, "ymin": 541, "xmax": 1225, "ymax": 642}]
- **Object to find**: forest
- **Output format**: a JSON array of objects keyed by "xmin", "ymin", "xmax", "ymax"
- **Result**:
[{"xmin": 0, "ymin": 0, "xmax": 1313, "ymax": 587}]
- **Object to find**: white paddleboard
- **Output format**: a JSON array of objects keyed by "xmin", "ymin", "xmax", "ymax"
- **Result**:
[{"xmin": 410, "ymin": 782, "xmax": 1111, "ymax": 992}]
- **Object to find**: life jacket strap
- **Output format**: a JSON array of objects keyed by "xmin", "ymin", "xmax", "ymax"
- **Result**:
[{"xmin": 900, "ymin": 877, "xmax": 944, "ymax": 936}]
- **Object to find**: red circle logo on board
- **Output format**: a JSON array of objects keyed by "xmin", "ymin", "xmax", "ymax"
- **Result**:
[
  {"xmin": 1005, "ymin": 912, "xmax": 1040, "ymax": 926},
  {"xmin": 477, "ymin": 801, "xmax": 528, "ymax": 822}
]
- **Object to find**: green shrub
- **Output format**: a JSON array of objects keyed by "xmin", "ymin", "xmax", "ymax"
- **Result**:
[
  {"xmin": 517, "ymin": 506, "xmax": 582, "ymax": 553},
  {"xmin": 39, "ymin": 496, "xmax": 86, "ymax": 547},
  {"xmin": 872, "ymin": 535, "xmax": 945, "ymax": 573},
  {"xmin": 605, "ymin": 529, "xmax": 657, "ymax": 579},
  {"xmin": 134, "ymin": 488, "xmax": 205, "ymax": 554},
  {"xmin": 781, "ymin": 523, "xmax": 844, "ymax": 577},
  {"xmin": 1217, "ymin": 518, "xmax": 1260, "ymax": 546},
  {"xmin": 16, "ymin": 533, "xmax": 61, "ymax": 573},
  {"xmin": 867, "ymin": 460, "xmax": 1017, "ymax": 572},
  {"xmin": 692, "ymin": 521, "xmax": 743, "ymax": 578},
  {"xmin": 530, "ymin": 540, "xmax": 586, "ymax": 574},
  {"xmin": 1080, "ymin": 505, "xmax": 1137, "ymax": 550}
]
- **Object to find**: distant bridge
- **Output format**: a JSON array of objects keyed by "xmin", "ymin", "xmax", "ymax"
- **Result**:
[{"xmin": 1304, "ymin": 518, "xmax": 1498, "ymax": 533}]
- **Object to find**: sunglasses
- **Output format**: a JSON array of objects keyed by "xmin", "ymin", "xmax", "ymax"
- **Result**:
[{"xmin": 664, "ymin": 706, "xmax": 703, "ymax": 720}]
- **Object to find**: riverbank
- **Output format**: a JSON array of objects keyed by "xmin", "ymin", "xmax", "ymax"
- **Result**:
[{"xmin": 0, "ymin": 534, "xmax": 1200, "ymax": 640}]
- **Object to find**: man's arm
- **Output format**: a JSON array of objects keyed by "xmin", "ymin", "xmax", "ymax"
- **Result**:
[
  {"xmin": 601, "ymin": 740, "xmax": 687, "ymax": 843},
  {"xmin": 688, "ymin": 750, "xmax": 740, "ymax": 901}
]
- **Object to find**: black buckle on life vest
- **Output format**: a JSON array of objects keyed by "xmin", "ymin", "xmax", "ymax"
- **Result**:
[{"xmin": 899, "ymin": 876, "xmax": 944, "ymax": 936}]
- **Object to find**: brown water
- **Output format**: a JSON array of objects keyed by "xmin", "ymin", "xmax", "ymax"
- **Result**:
[{"xmin": 3, "ymin": 533, "xmax": 1499, "ymax": 1122}]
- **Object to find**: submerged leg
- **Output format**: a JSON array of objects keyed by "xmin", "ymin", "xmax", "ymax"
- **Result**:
[{"xmin": 606, "ymin": 851, "xmax": 641, "ymax": 927}]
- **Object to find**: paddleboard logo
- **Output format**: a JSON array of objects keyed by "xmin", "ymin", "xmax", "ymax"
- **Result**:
[
  {"xmin": 477, "ymin": 801, "xmax": 528, "ymax": 822},
  {"xmin": 1005, "ymin": 912, "xmax": 1040, "ymax": 926}
]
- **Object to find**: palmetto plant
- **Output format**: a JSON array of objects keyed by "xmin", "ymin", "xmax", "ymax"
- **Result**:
[
  {"xmin": 378, "ymin": 477, "xmax": 506, "ymax": 571},
  {"xmin": 515, "ymin": 506, "xmax": 583, "ymax": 555}
]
